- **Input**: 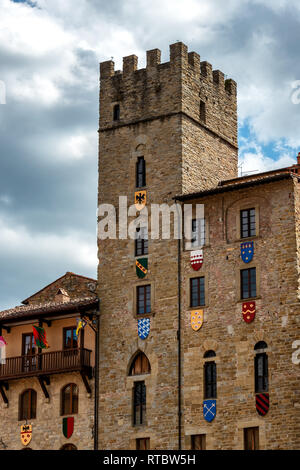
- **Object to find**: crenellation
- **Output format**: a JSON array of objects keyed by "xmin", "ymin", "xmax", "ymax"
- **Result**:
[
  {"xmin": 170, "ymin": 41, "xmax": 188, "ymax": 65},
  {"xmin": 100, "ymin": 59, "xmax": 114, "ymax": 79},
  {"xmin": 225, "ymin": 78, "xmax": 237, "ymax": 96},
  {"xmin": 213, "ymin": 70, "xmax": 225, "ymax": 87},
  {"xmin": 123, "ymin": 54, "xmax": 138, "ymax": 76},
  {"xmin": 200, "ymin": 61, "xmax": 213, "ymax": 79},
  {"xmin": 146, "ymin": 48, "xmax": 161, "ymax": 68}
]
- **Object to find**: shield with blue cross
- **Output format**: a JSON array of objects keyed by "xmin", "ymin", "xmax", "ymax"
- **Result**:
[
  {"xmin": 241, "ymin": 241, "xmax": 254, "ymax": 263},
  {"xmin": 203, "ymin": 399, "xmax": 216, "ymax": 423},
  {"xmin": 138, "ymin": 318, "xmax": 150, "ymax": 340}
]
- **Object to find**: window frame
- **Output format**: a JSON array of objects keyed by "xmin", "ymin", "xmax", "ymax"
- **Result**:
[
  {"xmin": 61, "ymin": 383, "xmax": 79, "ymax": 416},
  {"xmin": 240, "ymin": 208, "xmax": 256, "ymax": 239},
  {"xmin": 191, "ymin": 434, "xmax": 206, "ymax": 450},
  {"xmin": 135, "ymin": 227, "xmax": 148, "ymax": 257},
  {"xmin": 191, "ymin": 218, "xmax": 206, "ymax": 249},
  {"xmin": 136, "ymin": 285, "xmax": 151, "ymax": 315},
  {"xmin": 241, "ymin": 267, "xmax": 257, "ymax": 299},
  {"xmin": 129, "ymin": 352, "xmax": 151, "ymax": 376},
  {"xmin": 204, "ymin": 360, "xmax": 217, "ymax": 399},
  {"xmin": 244, "ymin": 427, "xmax": 259, "ymax": 450},
  {"xmin": 19, "ymin": 389, "xmax": 37, "ymax": 421},
  {"xmin": 133, "ymin": 381, "xmax": 146, "ymax": 426},
  {"xmin": 136, "ymin": 156, "xmax": 146, "ymax": 189},
  {"xmin": 136, "ymin": 438, "xmax": 150, "ymax": 450},
  {"xmin": 113, "ymin": 104, "xmax": 120, "ymax": 121},
  {"xmin": 190, "ymin": 277, "xmax": 205, "ymax": 307}
]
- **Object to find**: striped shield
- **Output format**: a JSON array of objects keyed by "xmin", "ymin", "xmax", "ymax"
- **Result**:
[{"xmin": 256, "ymin": 393, "xmax": 269, "ymax": 416}]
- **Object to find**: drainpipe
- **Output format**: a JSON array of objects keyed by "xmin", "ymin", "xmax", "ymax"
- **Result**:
[
  {"xmin": 175, "ymin": 199, "xmax": 182, "ymax": 450},
  {"xmin": 94, "ymin": 302, "xmax": 100, "ymax": 450}
]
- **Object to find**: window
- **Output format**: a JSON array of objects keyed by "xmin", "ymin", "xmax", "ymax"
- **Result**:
[
  {"xmin": 136, "ymin": 438, "xmax": 150, "ymax": 450},
  {"xmin": 22, "ymin": 333, "xmax": 36, "ymax": 372},
  {"xmin": 60, "ymin": 444, "xmax": 77, "ymax": 451},
  {"xmin": 133, "ymin": 381, "xmax": 146, "ymax": 426},
  {"xmin": 200, "ymin": 100, "xmax": 206, "ymax": 123},
  {"xmin": 19, "ymin": 389, "xmax": 37, "ymax": 421},
  {"xmin": 129, "ymin": 352, "xmax": 151, "ymax": 376},
  {"xmin": 191, "ymin": 434, "xmax": 206, "ymax": 450},
  {"xmin": 191, "ymin": 218, "xmax": 205, "ymax": 248},
  {"xmin": 136, "ymin": 157, "xmax": 146, "ymax": 188},
  {"xmin": 135, "ymin": 227, "xmax": 148, "ymax": 256},
  {"xmin": 204, "ymin": 351, "xmax": 217, "ymax": 399},
  {"xmin": 244, "ymin": 427, "xmax": 259, "ymax": 450},
  {"xmin": 241, "ymin": 268, "xmax": 256, "ymax": 299},
  {"xmin": 190, "ymin": 277, "xmax": 205, "ymax": 307},
  {"xmin": 63, "ymin": 327, "xmax": 78, "ymax": 350},
  {"xmin": 61, "ymin": 384, "xmax": 78, "ymax": 416},
  {"xmin": 240, "ymin": 208, "xmax": 256, "ymax": 238},
  {"xmin": 255, "ymin": 342, "xmax": 268, "ymax": 393},
  {"xmin": 113, "ymin": 104, "xmax": 120, "ymax": 121},
  {"xmin": 137, "ymin": 285, "xmax": 151, "ymax": 315}
]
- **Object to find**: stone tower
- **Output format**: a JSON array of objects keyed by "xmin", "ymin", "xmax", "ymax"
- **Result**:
[{"xmin": 97, "ymin": 42, "xmax": 238, "ymax": 449}]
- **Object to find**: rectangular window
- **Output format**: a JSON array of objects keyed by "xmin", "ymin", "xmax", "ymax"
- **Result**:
[
  {"xmin": 255, "ymin": 353, "xmax": 269, "ymax": 393},
  {"xmin": 191, "ymin": 434, "xmax": 206, "ymax": 450},
  {"xmin": 240, "ymin": 208, "xmax": 256, "ymax": 238},
  {"xmin": 135, "ymin": 227, "xmax": 148, "ymax": 256},
  {"xmin": 204, "ymin": 361, "xmax": 217, "ymax": 399},
  {"xmin": 200, "ymin": 100, "xmax": 206, "ymax": 123},
  {"xmin": 241, "ymin": 268, "xmax": 256, "ymax": 299},
  {"xmin": 63, "ymin": 327, "xmax": 78, "ymax": 350},
  {"xmin": 133, "ymin": 381, "xmax": 146, "ymax": 426},
  {"xmin": 136, "ymin": 438, "xmax": 150, "ymax": 450},
  {"xmin": 190, "ymin": 277, "xmax": 205, "ymax": 307},
  {"xmin": 136, "ymin": 157, "xmax": 146, "ymax": 188},
  {"xmin": 137, "ymin": 285, "xmax": 151, "ymax": 315},
  {"xmin": 191, "ymin": 218, "xmax": 206, "ymax": 248},
  {"xmin": 244, "ymin": 427, "xmax": 259, "ymax": 450}
]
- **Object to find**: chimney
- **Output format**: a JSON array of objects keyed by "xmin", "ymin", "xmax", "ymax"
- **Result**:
[{"xmin": 297, "ymin": 152, "xmax": 300, "ymax": 165}]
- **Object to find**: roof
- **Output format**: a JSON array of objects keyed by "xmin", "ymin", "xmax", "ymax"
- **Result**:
[
  {"xmin": 22, "ymin": 271, "xmax": 97, "ymax": 305},
  {"xmin": 0, "ymin": 296, "xmax": 99, "ymax": 324},
  {"xmin": 174, "ymin": 167, "xmax": 300, "ymax": 201}
]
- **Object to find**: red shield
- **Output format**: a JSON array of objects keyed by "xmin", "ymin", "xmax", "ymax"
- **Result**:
[
  {"xmin": 242, "ymin": 301, "xmax": 256, "ymax": 323},
  {"xmin": 63, "ymin": 417, "xmax": 74, "ymax": 439},
  {"xmin": 256, "ymin": 393, "xmax": 269, "ymax": 416},
  {"xmin": 190, "ymin": 250, "xmax": 203, "ymax": 271}
]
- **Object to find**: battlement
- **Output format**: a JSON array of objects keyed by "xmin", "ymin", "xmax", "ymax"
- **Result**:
[{"xmin": 100, "ymin": 42, "xmax": 236, "ymax": 96}]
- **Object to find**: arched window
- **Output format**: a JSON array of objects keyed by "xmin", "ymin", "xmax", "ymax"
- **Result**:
[
  {"xmin": 129, "ymin": 352, "xmax": 151, "ymax": 376},
  {"xmin": 136, "ymin": 156, "xmax": 146, "ymax": 188},
  {"xmin": 60, "ymin": 444, "xmax": 77, "ymax": 450},
  {"xmin": 19, "ymin": 389, "xmax": 37, "ymax": 421},
  {"xmin": 113, "ymin": 104, "xmax": 120, "ymax": 121},
  {"xmin": 61, "ymin": 384, "xmax": 78, "ymax": 416},
  {"xmin": 254, "ymin": 342, "xmax": 268, "ymax": 393},
  {"xmin": 204, "ymin": 351, "xmax": 217, "ymax": 399}
]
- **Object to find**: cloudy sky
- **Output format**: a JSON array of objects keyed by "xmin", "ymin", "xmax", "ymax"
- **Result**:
[{"xmin": 0, "ymin": 0, "xmax": 300, "ymax": 310}]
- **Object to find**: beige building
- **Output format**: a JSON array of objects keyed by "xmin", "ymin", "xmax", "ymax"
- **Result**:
[
  {"xmin": 97, "ymin": 42, "xmax": 300, "ymax": 450},
  {"xmin": 0, "ymin": 272, "xmax": 99, "ymax": 450}
]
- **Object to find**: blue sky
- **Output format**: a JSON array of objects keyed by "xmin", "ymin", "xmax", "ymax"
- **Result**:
[{"xmin": 0, "ymin": 0, "xmax": 300, "ymax": 309}]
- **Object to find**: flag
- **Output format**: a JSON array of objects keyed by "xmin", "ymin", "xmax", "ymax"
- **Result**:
[
  {"xmin": 32, "ymin": 326, "xmax": 49, "ymax": 349},
  {"xmin": 76, "ymin": 318, "xmax": 87, "ymax": 337},
  {"xmin": 0, "ymin": 336, "xmax": 7, "ymax": 348}
]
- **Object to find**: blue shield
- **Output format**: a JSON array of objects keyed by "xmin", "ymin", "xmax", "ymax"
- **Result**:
[
  {"xmin": 138, "ymin": 318, "xmax": 150, "ymax": 340},
  {"xmin": 203, "ymin": 400, "xmax": 216, "ymax": 422},
  {"xmin": 241, "ymin": 242, "xmax": 254, "ymax": 263}
]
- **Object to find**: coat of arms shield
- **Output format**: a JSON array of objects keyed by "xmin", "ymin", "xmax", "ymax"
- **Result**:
[
  {"xmin": 63, "ymin": 417, "xmax": 74, "ymax": 439},
  {"xmin": 242, "ymin": 301, "xmax": 256, "ymax": 323},
  {"xmin": 191, "ymin": 310, "xmax": 204, "ymax": 331},
  {"xmin": 256, "ymin": 393, "xmax": 269, "ymax": 416},
  {"xmin": 203, "ymin": 400, "xmax": 216, "ymax": 423},
  {"xmin": 20, "ymin": 424, "xmax": 32, "ymax": 447},
  {"xmin": 190, "ymin": 250, "xmax": 203, "ymax": 271},
  {"xmin": 135, "ymin": 191, "xmax": 147, "ymax": 211},
  {"xmin": 138, "ymin": 318, "xmax": 150, "ymax": 340},
  {"xmin": 241, "ymin": 242, "xmax": 254, "ymax": 263},
  {"xmin": 136, "ymin": 258, "xmax": 148, "ymax": 279}
]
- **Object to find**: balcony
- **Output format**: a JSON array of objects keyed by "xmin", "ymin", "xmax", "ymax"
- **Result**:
[{"xmin": 0, "ymin": 348, "xmax": 92, "ymax": 381}]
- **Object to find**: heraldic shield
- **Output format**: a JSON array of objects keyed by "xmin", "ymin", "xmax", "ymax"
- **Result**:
[
  {"xmin": 256, "ymin": 393, "xmax": 269, "ymax": 416},
  {"xmin": 191, "ymin": 310, "xmax": 204, "ymax": 331},
  {"xmin": 190, "ymin": 250, "xmax": 203, "ymax": 271},
  {"xmin": 136, "ymin": 258, "xmax": 148, "ymax": 279},
  {"xmin": 242, "ymin": 301, "xmax": 256, "ymax": 323},
  {"xmin": 20, "ymin": 424, "xmax": 32, "ymax": 446},
  {"xmin": 135, "ymin": 191, "xmax": 147, "ymax": 211},
  {"xmin": 138, "ymin": 318, "xmax": 150, "ymax": 340},
  {"xmin": 63, "ymin": 417, "xmax": 74, "ymax": 439},
  {"xmin": 241, "ymin": 241, "xmax": 254, "ymax": 263},
  {"xmin": 203, "ymin": 400, "xmax": 216, "ymax": 423}
]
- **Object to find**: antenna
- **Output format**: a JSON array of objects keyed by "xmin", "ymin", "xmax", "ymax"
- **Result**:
[{"xmin": 238, "ymin": 162, "xmax": 259, "ymax": 177}]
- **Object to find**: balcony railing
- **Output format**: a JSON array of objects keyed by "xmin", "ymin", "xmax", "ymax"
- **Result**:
[{"xmin": 0, "ymin": 348, "xmax": 92, "ymax": 380}]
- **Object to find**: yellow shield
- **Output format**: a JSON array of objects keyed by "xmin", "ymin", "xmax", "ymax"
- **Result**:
[
  {"xmin": 135, "ymin": 191, "xmax": 147, "ymax": 211},
  {"xmin": 20, "ymin": 424, "xmax": 32, "ymax": 447},
  {"xmin": 191, "ymin": 310, "xmax": 204, "ymax": 331}
]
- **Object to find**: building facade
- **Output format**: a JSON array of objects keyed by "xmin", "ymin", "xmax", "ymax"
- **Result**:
[
  {"xmin": 98, "ymin": 42, "xmax": 300, "ymax": 450},
  {"xmin": 0, "ymin": 272, "xmax": 99, "ymax": 450}
]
